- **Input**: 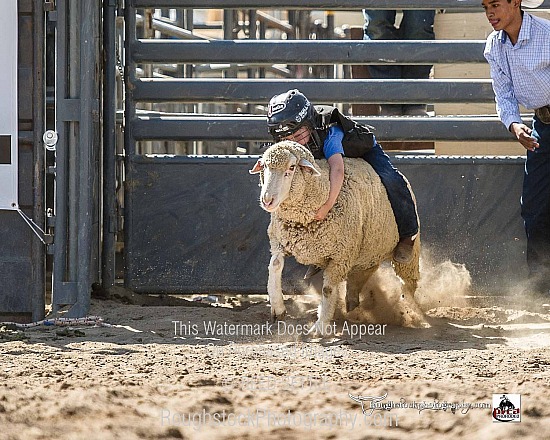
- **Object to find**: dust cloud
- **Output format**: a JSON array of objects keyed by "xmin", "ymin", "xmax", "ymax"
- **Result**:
[{"xmin": 295, "ymin": 249, "xmax": 473, "ymax": 328}]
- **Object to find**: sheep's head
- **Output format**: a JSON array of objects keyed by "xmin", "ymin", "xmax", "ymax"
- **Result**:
[{"xmin": 249, "ymin": 140, "xmax": 320, "ymax": 212}]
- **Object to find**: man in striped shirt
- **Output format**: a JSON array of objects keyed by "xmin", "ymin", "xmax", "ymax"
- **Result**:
[{"xmin": 483, "ymin": 0, "xmax": 550, "ymax": 294}]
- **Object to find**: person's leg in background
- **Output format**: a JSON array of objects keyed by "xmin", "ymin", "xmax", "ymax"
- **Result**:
[
  {"xmin": 363, "ymin": 10, "xmax": 403, "ymax": 116},
  {"xmin": 399, "ymin": 10, "xmax": 436, "ymax": 116}
]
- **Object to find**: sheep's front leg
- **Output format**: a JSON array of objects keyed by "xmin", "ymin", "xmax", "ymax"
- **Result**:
[{"xmin": 267, "ymin": 251, "xmax": 286, "ymax": 321}]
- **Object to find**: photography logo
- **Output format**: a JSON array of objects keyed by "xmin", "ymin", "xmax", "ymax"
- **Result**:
[
  {"xmin": 492, "ymin": 394, "xmax": 521, "ymax": 423},
  {"xmin": 349, "ymin": 392, "xmax": 388, "ymax": 415}
]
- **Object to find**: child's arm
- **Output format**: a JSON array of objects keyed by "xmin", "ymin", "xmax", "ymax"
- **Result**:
[{"xmin": 314, "ymin": 153, "xmax": 344, "ymax": 221}]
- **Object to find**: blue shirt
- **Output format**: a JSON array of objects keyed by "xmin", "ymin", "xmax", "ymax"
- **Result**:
[
  {"xmin": 323, "ymin": 125, "xmax": 345, "ymax": 158},
  {"xmin": 484, "ymin": 12, "xmax": 550, "ymax": 129}
]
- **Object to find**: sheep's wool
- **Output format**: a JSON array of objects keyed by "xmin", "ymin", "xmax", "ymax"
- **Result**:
[
  {"xmin": 260, "ymin": 141, "xmax": 425, "ymax": 327},
  {"xmin": 259, "ymin": 140, "xmax": 422, "ymax": 326},
  {"xmin": 263, "ymin": 140, "xmax": 315, "ymax": 169}
]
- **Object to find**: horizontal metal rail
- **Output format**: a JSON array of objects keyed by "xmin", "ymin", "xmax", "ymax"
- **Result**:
[
  {"xmin": 130, "ymin": 114, "xmax": 531, "ymax": 142},
  {"xmin": 132, "ymin": 40, "xmax": 487, "ymax": 64},
  {"xmin": 256, "ymin": 10, "xmax": 295, "ymax": 35},
  {"xmin": 129, "ymin": 154, "xmax": 525, "ymax": 166},
  {"xmin": 133, "ymin": 0, "xmax": 531, "ymax": 10},
  {"xmin": 136, "ymin": 14, "xmax": 209, "ymax": 40},
  {"xmin": 132, "ymin": 78, "xmax": 495, "ymax": 103},
  {"xmin": 194, "ymin": 63, "xmax": 291, "ymax": 75}
]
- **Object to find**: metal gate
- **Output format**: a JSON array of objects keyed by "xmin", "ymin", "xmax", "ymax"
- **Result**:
[
  {"xmin": 0, "ymin": 0, "xmax": 103, "ymax": 321},
  {"xmin": 0, "ymin": 0, "xmax": 542, "ymax": 322},
  {"xmin": 45, "ymin": 0, "xmax": 102, "ymax": 317},
  {"xmin": 0, "ymin": 0, "xmax": 45, "ymax": 323},
  {"xmin": 122, "ymin": 1, "xmax": 531, "ymax": 294}
]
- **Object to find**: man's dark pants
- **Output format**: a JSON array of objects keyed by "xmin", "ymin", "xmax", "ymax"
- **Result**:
[{"xmin": 522, "ymin": 115, "xmax": 550, "ymax": 292}]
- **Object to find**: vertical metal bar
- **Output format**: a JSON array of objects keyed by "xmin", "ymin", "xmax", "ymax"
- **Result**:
[
  {"xmin": 248, "ymin": 10, "xmax": 257, "ymax": 39},
  {"xmin": 326, "ymin": 10, "xmax": 335, "ymax": 37},
  {"xmin": 32, "ymin": 0, "xmax": 46, "ymax": 321},
  {"xmin": 67, "ymin": 0, "xmax": 79, "ymax": 285},
  {"xmin": 53, "ymin": 0, "xmax": 99, "ymax": 317},
  {"xmin": 175, "ymin": 8, "xmax": 184, "ymax": 79},
  {"xmin": 184, "ymin": 9, "xmax": 193, "ymax": 79},
  {"xmin": 123, "ymin": 0, "xmax": 137, "ymax": 288},
  {"xmin": 223, "ymin": 9, "xmax": 234, "ymax": 40},
  {"xmin": 125, "ymin": 5, "xmax": 136, "ymax": 154},
  {"xmin": 142, "ymin": 8, "xmax": 154, "ymax": 154},
  {"xmin": 287, "ymin": 10, "xmax": 297, "ymax": 77},
  {"xmin": 221, "ymin": 7, "xmax": 233, "ymax": 129},
  {"xmin": 223, "ymin": 9, "xmax": 237, "ymax": 116},
  {"xmin": 247, "ymin": 10, "xmax": 257, "ymax": 80},
  {"xmin": 115, "ymin": 10, "xmax": 125, "ymax": 245},
  {"xmin": 326, "ymin": 11, "xmax": 335, "ymax": 79},
  {"xmin": 71, "ymin": 0, "xmax": 93, "ymax": 317},
  {"xmin": 66, "ymin": 0, "xmax": 99, "ymax": 318},
  {"xmin": 246, "ymin": 9, "xmax": 257, "ymax": 117},
  {"xmin": 102, "ymin": 0, "xmax": 117, "ymax": 289},
  {"xmin": 258, "ymin": 14, "xmax": 265, "ymax": 78},
  {"xmin": 52, "ymin": 0, "xmax": 69, "ymax": 313}
]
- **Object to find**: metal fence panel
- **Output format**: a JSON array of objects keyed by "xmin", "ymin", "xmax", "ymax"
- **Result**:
[
  {"xmin": 132, "ymin": 40, "xmax": 487, "ymax": 64},
  {"xmin": 133, "ymin": 0, "xmax": 550, "ymax": 10},
  {"xmin": 132, "ymin": 79, "xmax": 495, "ymax": 104},
  {"xmin": 131, "ymin": 115, "xmax": 518, "ymax": 142},
  {"xmin": 126, "ymin": 156, "xmax": 270, "ymax": 293},
  {"xmin": 123, "ymin": 2, "xmax": 531, "ymax": 296},
  {"xmin": 126, "ymin": 156, "xmax": 527, "ymax": 294}
]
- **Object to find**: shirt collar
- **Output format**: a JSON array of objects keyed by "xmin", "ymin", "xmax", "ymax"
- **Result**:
[{"xmin": 498, "ymin": 12, "xmax": 533, "ymax": 46}]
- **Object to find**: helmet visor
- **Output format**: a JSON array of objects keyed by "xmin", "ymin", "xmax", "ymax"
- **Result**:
[
  {"xmin": 270, "ymin": 122, "xmax": 306, "ymax": 141},
  {"xmin": 276, "ymin": 125, "xmax": 311, "ymax": 145}
]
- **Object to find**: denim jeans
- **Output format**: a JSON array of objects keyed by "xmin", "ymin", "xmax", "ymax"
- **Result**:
[
  {"xmin": 363, "ymin": 9, "xmax": 435, "ymax": 113},
  {"xmin": 363, "ymin": 142, "xmax": 419, "ymax": 238},
  {"xmin": 521, "ymin": 115, "xmax": 550, "ymax": 287},
  {"xmin": 362, "ymin": 10, "xmax": 435, "ymax": 81}
]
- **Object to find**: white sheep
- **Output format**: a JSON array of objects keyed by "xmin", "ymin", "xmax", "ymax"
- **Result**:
[{"xmin": 249, "ymin": 140, "xmax": 427, "ymax": 334}]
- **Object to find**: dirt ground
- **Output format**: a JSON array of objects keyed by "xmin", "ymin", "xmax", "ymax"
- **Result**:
[{"xmin": 1, "ymin": 261, "xmax": 549, "ymax": 440}]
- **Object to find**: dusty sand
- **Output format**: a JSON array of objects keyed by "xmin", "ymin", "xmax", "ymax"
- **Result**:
[{"xmin": 1, "ymin": 260, "xmax": 549, "ymax": 440}]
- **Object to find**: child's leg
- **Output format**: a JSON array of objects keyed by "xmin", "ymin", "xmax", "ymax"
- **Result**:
[{"xmin": 363, "ymin": 143, "xmax": 419, "ymax": 262}]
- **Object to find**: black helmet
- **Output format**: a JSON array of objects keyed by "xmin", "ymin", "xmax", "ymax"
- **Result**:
[{"xmin": 267, "ymin": 89, "xmax": 317, "ymax": 140}]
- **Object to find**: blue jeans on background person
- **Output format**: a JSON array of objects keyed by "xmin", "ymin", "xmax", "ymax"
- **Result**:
[
  {"xmin": 521, "ymin": 115, "xmax": 550, "ymax": 292},
  {"xmin": 363, "ymin": 9, "xmax": 435, "ymax": 116},
  {"xmin": 363, "ymin": 141, "xmax": 419, "ymax": 238}
]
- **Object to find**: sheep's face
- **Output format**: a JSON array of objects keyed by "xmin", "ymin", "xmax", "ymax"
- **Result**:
[
  {"xmin": 249, "ymin": 142, "xmax": 320, "ymax": 213},
  {"xmin": 258, "ymin": 151, "xmax": 297, "ymax": 212}
]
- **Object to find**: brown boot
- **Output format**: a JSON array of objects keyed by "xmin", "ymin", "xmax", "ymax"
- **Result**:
[{"xmin": 393, "ymin": 237, "xmax": 415, "ymax": 264}]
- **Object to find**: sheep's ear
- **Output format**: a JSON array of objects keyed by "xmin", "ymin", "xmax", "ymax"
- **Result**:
[
  {"xmin": 298, "ymin": 158, "xmax": 321, "ymax": 176},
  {"xmin": 249, "ymin": 159, "xmax": 263, "ymax": 174}
]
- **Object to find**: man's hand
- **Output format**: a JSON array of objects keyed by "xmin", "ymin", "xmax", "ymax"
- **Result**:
[{"xmin": 510, "ymin": 122, "xmax": 539, "ymax": 151}]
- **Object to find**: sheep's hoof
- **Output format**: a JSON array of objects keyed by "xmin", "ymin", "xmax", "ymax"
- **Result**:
[
  {"xmin": 270, "ymin": 308, "xmax": 287, "ymax": 323},
  {"xmin": 305, "ymin": 319, "xmax": 329, "ymax": 336}
]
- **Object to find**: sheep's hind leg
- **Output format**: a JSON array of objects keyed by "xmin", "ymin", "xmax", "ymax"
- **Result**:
[
  {"xmin": 393, "ymin": 251, "xmax": 429, "ymax": 328},
  {"xmin": 307, "ymin": 277, "xmax": 346, "ymax": 336},
  {"xmin": 267, "ymin": 252, "xmax": 286, "ymax": 321},
  {"xmin": 346, "ymin": 266, "xmax": 378, "ymax": 313}
]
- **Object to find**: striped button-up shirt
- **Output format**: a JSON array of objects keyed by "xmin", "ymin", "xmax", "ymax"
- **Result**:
[{"xmin": 484, "ymin": 12, "xmax": 550, "ymax": 130}]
